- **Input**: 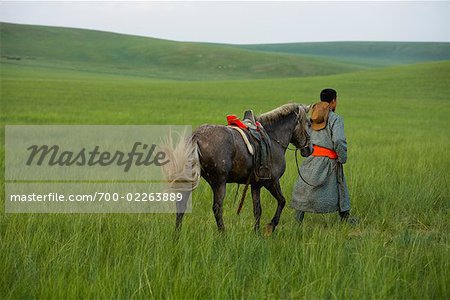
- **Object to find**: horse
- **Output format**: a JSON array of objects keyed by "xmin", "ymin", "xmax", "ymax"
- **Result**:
[{"xmin": 162, "ymin": 103, "xmax": 312, "ymax": 235}]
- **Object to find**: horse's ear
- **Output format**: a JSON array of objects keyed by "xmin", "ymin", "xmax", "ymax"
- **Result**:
[{"xmin": 301, "ymin": 104, "xmax": 312, "ymax": 113}]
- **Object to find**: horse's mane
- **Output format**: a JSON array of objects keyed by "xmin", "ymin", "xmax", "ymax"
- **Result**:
[{"xmin": 256, "ymin": 103, "xmax": 301, "ymax": 125}]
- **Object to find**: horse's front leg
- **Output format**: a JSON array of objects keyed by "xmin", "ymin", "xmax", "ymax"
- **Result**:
[
  {"xmin": 251, "ymin": 184, "xmax": 262, "ymax": 233},
  {"xmin": 212, "ymin": 182, "xmax": 227, "ymax": 232},
  {"xmin": 264, "ymin": 180, "xmax": 286, "ymax": 236}
]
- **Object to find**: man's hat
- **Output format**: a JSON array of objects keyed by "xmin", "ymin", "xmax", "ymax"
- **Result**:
[{"xmin": 310, "ymin": 101, "xmax": 330, "ymax": 131}]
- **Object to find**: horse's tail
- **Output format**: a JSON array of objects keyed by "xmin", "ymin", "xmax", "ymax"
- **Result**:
[{"xmin": 160, "ymin": 129, "xmax": 201, "ymax": 191}]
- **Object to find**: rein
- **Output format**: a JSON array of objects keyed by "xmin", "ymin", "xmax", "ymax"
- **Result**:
[{"xmin": 271, "ymin": 137, "xmax": 290, "ymax": 150}]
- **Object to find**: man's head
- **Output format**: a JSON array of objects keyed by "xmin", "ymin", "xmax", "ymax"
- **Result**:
[{"xmin": 320, "ymin": 88, "xmax": 337, "ymax": 111}]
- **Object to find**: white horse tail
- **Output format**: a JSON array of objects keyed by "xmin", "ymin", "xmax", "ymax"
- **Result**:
[{"xmin": 160, "ymin": 129, "xmax": 201, "ymax": 191}]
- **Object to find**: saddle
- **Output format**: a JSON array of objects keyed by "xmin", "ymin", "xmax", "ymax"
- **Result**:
[{"xmin": 227, "ymin": 110, "xmax": 272, "ymax": 180}]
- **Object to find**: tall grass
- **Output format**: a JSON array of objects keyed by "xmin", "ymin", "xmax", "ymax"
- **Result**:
[{"xmin": 0, "ymin": 61, "xmax": 449, "ymax": 298}]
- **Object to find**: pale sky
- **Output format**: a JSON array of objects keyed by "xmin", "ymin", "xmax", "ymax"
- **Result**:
[{"xmin": 0, "ymin": 1, "xmax": 449, "ymax": 44}]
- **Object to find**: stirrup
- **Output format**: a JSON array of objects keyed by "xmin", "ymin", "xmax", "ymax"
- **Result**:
[{"xmin": 242, "ymin": 110, "xmax": 257, "ymax": 130}]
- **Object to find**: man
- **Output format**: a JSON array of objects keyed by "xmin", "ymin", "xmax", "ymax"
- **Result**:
[{"xmin": 291, "ymin": 88, "xmax": 351, "ymax": 222}]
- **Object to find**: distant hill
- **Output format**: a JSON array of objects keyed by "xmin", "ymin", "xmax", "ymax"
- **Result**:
[
  {"xmin": 0, "ymin": 22, "xmax": 364, "ymax": 81},
  {"xmin": 236, "ymin": 42, "xmax": 450, "ymax": 67},
  {"xmin": 1, "ymin": 22, "xmax": 449, "ymax": 81}
]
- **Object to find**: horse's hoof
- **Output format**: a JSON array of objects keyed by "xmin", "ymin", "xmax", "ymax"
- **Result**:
[{"xmin": 263, "ymin": 224, "xmax": 274, "ymax": 237}]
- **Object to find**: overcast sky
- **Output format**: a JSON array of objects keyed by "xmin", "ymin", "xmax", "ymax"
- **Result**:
[{"xmin": 0, "ymin": 1, "xmax": 449, "ymax": 44}]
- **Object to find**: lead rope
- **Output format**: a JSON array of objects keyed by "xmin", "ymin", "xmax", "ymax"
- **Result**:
[
  {"xmin": 236, "ymin": 175, "xmax": 252, "ymax": 215},
  {"xmin": 295, "ymin": 148, "xmax": 319, "ymax": 188}
]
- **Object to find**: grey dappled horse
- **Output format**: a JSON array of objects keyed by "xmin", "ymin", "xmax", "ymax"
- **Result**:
[{"xmin": 163, "ymin": 103, "xmax": 312, "ymax": 235}]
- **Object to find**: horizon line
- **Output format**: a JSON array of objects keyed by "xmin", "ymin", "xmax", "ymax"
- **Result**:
[{"xmin": 2, "ymin": 21, "xmax": 450, "ymax": 45}]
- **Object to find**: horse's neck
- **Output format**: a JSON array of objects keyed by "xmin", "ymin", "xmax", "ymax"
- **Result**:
[{"xmin": 263, "ymin": 113, "xmax": 296, "ymax": 149}]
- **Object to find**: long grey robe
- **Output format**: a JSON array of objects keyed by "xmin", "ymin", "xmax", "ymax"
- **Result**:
[{"xmin": 291, "ymin": 111, "xmax": 350, "ymax": 213}]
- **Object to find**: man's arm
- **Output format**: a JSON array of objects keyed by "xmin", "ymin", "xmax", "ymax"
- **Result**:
[{"xmin": 331, "ymin": 116, "xmax": 347, "ymax": 164}]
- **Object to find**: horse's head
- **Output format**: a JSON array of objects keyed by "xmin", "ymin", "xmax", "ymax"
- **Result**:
[
  {"xmin": 291, "ymin": 104, "xmax": 313, "ymax": 157},
  {"xmin": 257, "ymin": 103, "xmax": 313, "ymax": 156}
]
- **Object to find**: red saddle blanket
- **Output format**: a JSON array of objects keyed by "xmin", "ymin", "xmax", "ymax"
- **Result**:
[{"xmin": 227, "ymin": 114, "xmax": 261, "ymax": 129}]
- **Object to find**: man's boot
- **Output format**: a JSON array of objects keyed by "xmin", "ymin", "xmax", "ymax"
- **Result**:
[
  {"xmin": 295, "ymin": 210, "xmax": 305, "ymax": 224},
  {"xmin": 339, "ymin": 210, "xmax": 350, "ymax": 222}
]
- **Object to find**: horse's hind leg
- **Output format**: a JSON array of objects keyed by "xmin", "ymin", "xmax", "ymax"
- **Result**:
[
  {"xmin": 175, "ymin": 190, "xmax": 192, "ymax": 231},
  {"xmin": 264, "ymin": 180, "xmax": 286, "ymax": 235},
  {"xmin": 212, "ymin": 182, "xmax": 227, "ymax": 232},
  {"xmin": 251, "ymin": 184, "xmax": 262, "ymax": 233}
]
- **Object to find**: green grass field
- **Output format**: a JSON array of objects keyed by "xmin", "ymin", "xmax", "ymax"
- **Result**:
[{"xmin": 1, "ymin": 24, "xmax": 449, "ymax": 299}]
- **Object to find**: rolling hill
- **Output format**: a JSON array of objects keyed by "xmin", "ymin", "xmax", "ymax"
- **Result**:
[
  {"xmin": 0, "ymin": 22, "xmax": 364, "ymax": 80},
  {"xmin": 1, "ymin": 22, "xmax": 449, "ymax": 81},
  {"xmin": 237, "ymin": 42, "xmax": 450, "ymax": 67}
]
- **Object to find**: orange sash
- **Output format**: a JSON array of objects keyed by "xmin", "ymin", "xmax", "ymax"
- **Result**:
[{"xmin": 312, "ymin": 145, "xmax": 338, "ymax": 159}]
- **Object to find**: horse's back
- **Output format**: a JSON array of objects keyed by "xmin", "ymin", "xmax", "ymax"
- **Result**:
[{"xmin": 193, "ymin": 124, "xmax": 253, "ymax": 184}]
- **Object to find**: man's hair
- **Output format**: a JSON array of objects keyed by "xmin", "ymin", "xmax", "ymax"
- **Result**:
[{"xmin": 320, "ymin": 88, "xmax": 337, "ymax": 103}]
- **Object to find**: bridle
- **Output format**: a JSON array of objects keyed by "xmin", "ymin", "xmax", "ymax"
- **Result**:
[{"xmin": 272, "ymin": 106, "xmax": 311, "ymax": 152}]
